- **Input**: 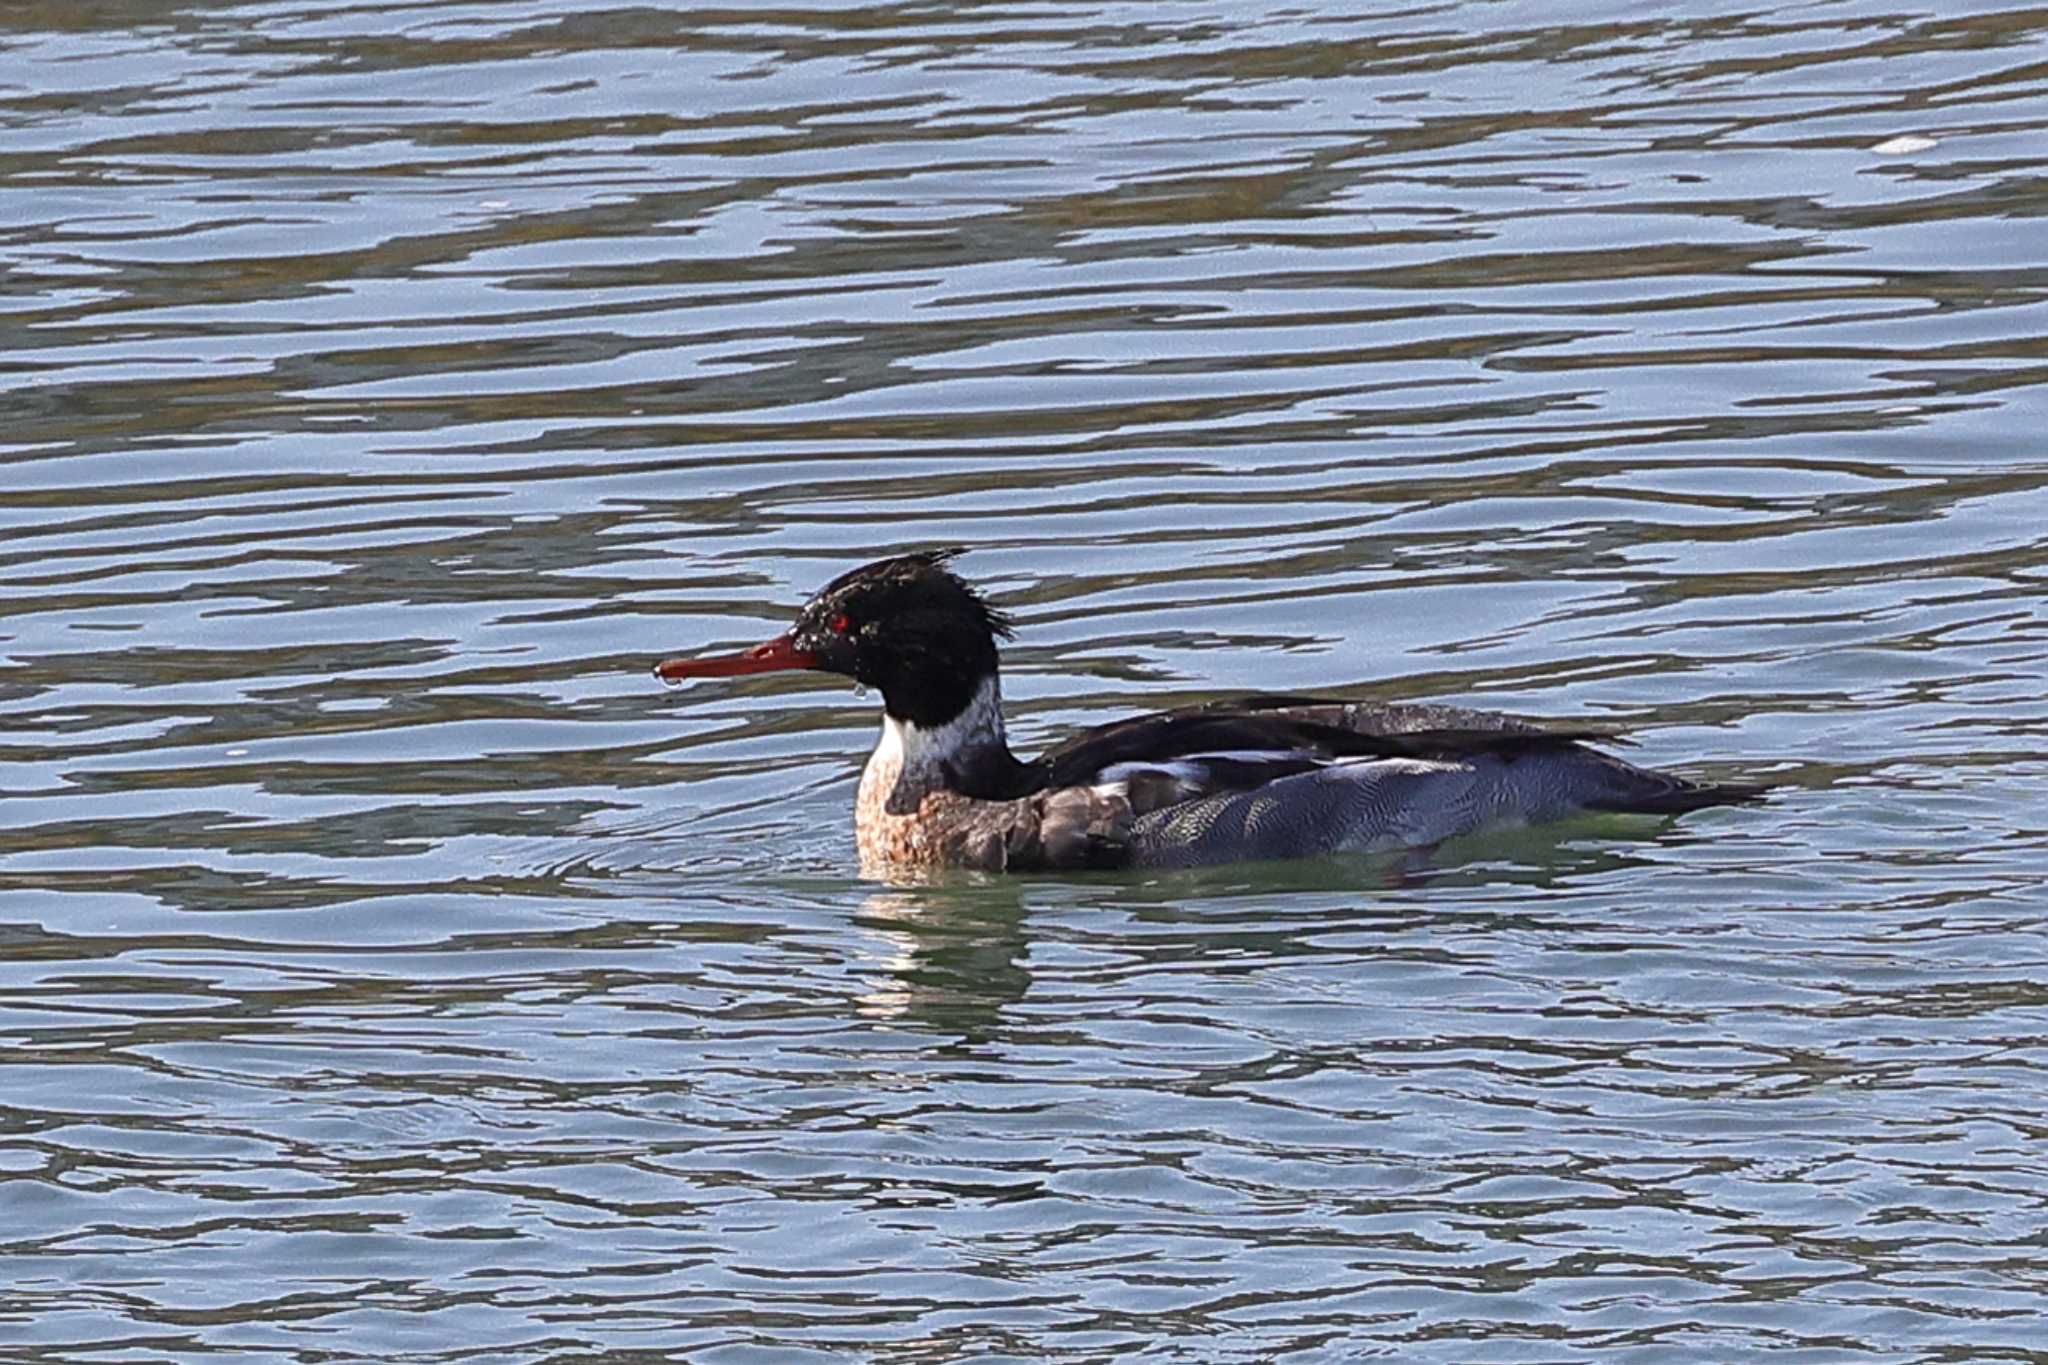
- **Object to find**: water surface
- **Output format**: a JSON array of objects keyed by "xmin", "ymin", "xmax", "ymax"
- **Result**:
[{"xmin": 4, "ymin": 0, "xmax": 2048, "ymax": 1358}]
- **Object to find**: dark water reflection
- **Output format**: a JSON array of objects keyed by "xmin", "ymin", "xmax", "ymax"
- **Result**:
[{"xmin": 5, "ymin": 0, "xmax": 2048, "ymax": 1358}]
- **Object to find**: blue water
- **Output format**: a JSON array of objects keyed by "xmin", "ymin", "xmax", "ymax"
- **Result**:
[{"xmin": 4, "ymin": 0, "xmax": 2048, "ymax": 1358}]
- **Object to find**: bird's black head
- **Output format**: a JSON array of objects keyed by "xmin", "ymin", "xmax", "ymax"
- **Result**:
[
  {"xmin": 655, "ymin": 548, "xmax": 1014, "ymax": 728},
  {"xmin": 789, "ymin": 548, "xmax": 1014, "ymax": 724}
]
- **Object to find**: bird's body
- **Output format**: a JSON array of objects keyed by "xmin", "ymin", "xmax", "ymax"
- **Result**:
[{"xmin": 655, "ymin": 550, "xmax": 1762, "ymax": 875}]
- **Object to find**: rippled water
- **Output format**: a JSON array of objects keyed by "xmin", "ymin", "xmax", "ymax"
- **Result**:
[{"xmin": 6, "ymin": 0, "xmax": 2048, "ymax": 1357}]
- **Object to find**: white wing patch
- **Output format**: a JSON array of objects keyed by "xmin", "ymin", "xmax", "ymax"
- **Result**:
[
  {"xmin": 1090, "ymin": 750, "xmax": 1334, "ymax": 816},
  {"xmin": 1092, "ymin": 750, "xmax": 1324, "ymax": 786}
]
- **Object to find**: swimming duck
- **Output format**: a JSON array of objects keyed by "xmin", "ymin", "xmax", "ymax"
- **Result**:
[{"xmin": 655, "ymin": 549, "xmax": 1761, "ymax": 873}]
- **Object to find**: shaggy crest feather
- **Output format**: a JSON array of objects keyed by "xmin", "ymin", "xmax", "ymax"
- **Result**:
[{"xmin": 818, "ymin": 547, "xmax": 1014, "ymax": 641}]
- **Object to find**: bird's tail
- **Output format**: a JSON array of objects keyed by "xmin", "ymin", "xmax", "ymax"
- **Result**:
[{"xmin": 1588, "ymin": 775, "xmax": 1770, "ymax": 816}]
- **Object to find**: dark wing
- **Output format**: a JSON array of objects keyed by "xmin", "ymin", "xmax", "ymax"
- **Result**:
[
  {"xmin": 956, "ymin": 696, "xmax": 1758, "ymax": 866},
  {"xmin": 1034, "ymin": 693, "xmax": 1624, "ymax": 792}
]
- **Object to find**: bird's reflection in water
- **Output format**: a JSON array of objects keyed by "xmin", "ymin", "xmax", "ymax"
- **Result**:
[
  {"xmin": 843, "ymin": 818, "xmax": 1689, "ymax": 1039},
  {"xmin": 851, "ymin": 875, "xmax": 1033, "ymax": 1041}
]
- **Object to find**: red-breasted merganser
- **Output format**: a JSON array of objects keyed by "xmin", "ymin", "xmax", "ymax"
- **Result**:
[{"xmin": 655, "ymin": 549, "xmax": 1763, "ymax": 874}]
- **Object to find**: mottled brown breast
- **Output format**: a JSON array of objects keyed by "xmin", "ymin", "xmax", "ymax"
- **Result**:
[{"xmin": 856, "ymin": 749, "xmax": 1132, "ymax": 875}]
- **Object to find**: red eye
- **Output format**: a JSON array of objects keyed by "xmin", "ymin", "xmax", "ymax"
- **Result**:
[{"xmin": 831, "ymin": 612, "xmax": 852, "ymax": 635}]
